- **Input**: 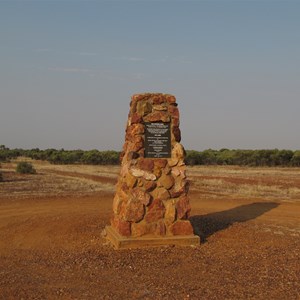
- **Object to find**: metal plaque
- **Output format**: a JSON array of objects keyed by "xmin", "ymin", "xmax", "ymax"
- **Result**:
[{"xmin": 144, "ymin": 122, "xmax": 171, "ymax": 158}]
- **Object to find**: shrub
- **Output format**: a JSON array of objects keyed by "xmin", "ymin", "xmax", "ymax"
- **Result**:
[{"xmin": 16, "ymin": 161, "xmax": 36, "ymax": 174}]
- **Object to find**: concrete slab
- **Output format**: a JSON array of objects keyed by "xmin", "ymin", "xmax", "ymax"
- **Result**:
[{"xmin": 105, "ymin": 226, "xmax": 200, "ymax": 249}]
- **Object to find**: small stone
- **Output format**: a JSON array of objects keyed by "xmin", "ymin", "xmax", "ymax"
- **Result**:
[
  {"xmin": 130, "ymin": 137, "xmax": 144, "ymax": 152},
  {"xmin": 131, "ymin": 93, "xmax": 149, "ymax": 102},
  {"xmin": 143, "ymin": 111, "xmax": 170, "ymax": 123},
  {"xmin": 131, "ymin": 113, "xmax": 143, "ymax": 124},
  {"xmin": 131, "ymin": 220, "xmax": 165, "ymax": 237},
  {"xmin": 152, "ymin": 165, "xmax": 162, "ymax": 179},
  {"xmin": 130, "ymin": 168, "xmax": 156, "ymax": 181},
  {"xmin": 131, "ymin": 187, "xmax": 151, "ymax": 206},
  {"xmin": 123, "ymin": 198, "xmax": 145, "ymax": 222},
  {"xmin": 172, "ymin": 143, "xmax": 185, "ymax": 160},
  {"xmin": 138, "ymin": 158, "xmax": 154, "ymax": 172},
  {"xmin": 176, "ymin": 196, "xmax": 191, "ymax": 219},
  {"xmin": 126, "ymin": 151, "xmax": 139, "ymax": 160},
  {"xmin": 111, "ymin": 216, "xmax": 131, "ymax": 237},
  {"xmin": 172, "ymin": 127, "xmax": 181, "ymax": 142},
  {"xmin": 165, "ymin": 94, "xmax": 176, "ymax": 104},
  {"xmin": 158, "ymin": 173, "xmax": 175, "ymax": 190},
  {"xmin": 137, "ymin": 101, "xmax": 152, "ymax": 116},
  {"xmin": 145, "ymin": 199, "xmax": 165, "ymax": 223},
  {"xmin": 172, "ymin": 117, "xmax": 180, "ymax": 127},
  {"xmin": 169, "ymin": 220, "xmax": 194, "ymax": 236},
  {"xmin": 126, "ymin": 124, "xmax": 144, "ymax": 138},
  {"xmin": 143, "ymin": 180, "xmax": 157, "ymax": 192},
  {"xmin": 168, "ymin": 158, "xmax": 179, "ymax": 167},
  {"xmin": 163, "ymin": 200, "xmax": 176, "ymax": 225},
  {"xmin": 168, "ymin": 105, "xmax": 179, "ymax": 118},
  {"xmin": 112, "ymin": 195, "xmax": 123, "ymax": 215},
  {"xmin": 153, "ymin": 104, "xmax": 167, "ymax": 111},
  {"xmin": 125, "ymin": 172, "xmax": 137, "ymax": 188},
  {"xmin": 151, "ymin": 95, "xmax": 165, "ymax": 105},
  {"xmin": 154, "ymin": 159, "xmax": 168, "ymax": 169},
  {"xmin": 151, "ymin": 187, "xmax": 170, "ymax": 201},
  {"xmin": 171, "ymin": 166, "xmax": 186, "ymax": 178},
  {"xmin": 170, "ymin": 179, "xmax": 189, "ymax": 198},
  {"xmin": 171, "ymin": 167, "xmax": 181, "ymax": 177}
]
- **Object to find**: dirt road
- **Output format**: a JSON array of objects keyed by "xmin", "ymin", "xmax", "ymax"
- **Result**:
[{"xmin": 0, "ymin": 163, "xmax": 299, "ymax": 299}]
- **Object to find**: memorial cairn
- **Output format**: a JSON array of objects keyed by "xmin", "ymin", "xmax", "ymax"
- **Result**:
[{"xmin": 106, "ymin": 93, "xmax": 199, "ymax": 249}]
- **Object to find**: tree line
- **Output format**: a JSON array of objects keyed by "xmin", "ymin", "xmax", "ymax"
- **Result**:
[{"xmin": 0, "ymin": 145, "xmax": 300, "ymax": 167}]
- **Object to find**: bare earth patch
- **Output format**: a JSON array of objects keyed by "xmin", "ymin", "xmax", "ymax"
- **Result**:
[{"xmin": 0, "ymin": 161, "xmax": 299, "ymax": 299}]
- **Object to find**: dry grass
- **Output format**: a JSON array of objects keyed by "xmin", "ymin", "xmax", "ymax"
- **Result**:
[
  {"xmin": 188, "ymin": 165, "xmax": 300, "ymax": 202},
  {"xmin": 1, "ymin": 160, "xmax": 300, "ymax": 202}
]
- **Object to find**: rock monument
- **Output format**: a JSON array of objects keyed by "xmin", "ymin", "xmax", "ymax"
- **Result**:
[{"xmin": 106, "ymin": 93, "xmax": 199, "ymax": 248}]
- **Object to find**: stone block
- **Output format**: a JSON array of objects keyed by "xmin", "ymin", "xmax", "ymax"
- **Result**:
[
  {"xmin": 145, "ymin": 199, "xmax": 165, "ymax": 223},
  {"xmin": 176, "ymin": 195, "xmax": 191, "ymax": 219},
  {"xmin": 169, "ymin": 220, "xmax": 194, "ymax": 236},
  {"xmin": 151, "ymin": 187, "xmax": 170, "ymax": 201},
  {"xmin": 123, "ymin": 198, "xmax": 145, "ymax": 223},
  {"xmin": 111, "ymin": 216, "xmax": 131, "ymax": 237},
  {"xmin": 158, "ymin": 173, "xmax": 175, "ymax": 190}
]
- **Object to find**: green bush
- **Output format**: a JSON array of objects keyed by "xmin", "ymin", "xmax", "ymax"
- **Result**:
[{"xmin": 16, "ymin": 161, "xmax": 36, "ymax": 174}]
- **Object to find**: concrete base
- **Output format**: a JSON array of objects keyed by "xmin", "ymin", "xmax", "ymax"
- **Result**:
[{"xmin": 105, "ymin": 226, "xmax": 200, "ymax": 249}]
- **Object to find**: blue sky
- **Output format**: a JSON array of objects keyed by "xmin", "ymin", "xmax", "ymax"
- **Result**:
[{"xmin": 0, "ymin": 0, "xmax": 299, "ymax": 150}]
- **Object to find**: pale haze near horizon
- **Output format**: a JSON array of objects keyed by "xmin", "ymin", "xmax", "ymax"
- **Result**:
[{"xmin": 0, "ymin": 1, "xmax": 299, "ymax": 151}]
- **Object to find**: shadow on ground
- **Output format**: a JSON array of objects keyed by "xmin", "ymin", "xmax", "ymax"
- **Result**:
[{"xmin": 189, "ymin": 202, "xmax": 279, "ymax": 243}]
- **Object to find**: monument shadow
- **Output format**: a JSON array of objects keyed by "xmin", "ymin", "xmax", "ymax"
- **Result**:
[{"xmin": 189, "ymin": 202, "xmax": 279, "ymax": 243}]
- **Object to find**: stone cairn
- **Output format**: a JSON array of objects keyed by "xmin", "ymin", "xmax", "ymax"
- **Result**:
[{"xmin": 110, "ymin": 93, "xmax": 195, "ymax": 241}]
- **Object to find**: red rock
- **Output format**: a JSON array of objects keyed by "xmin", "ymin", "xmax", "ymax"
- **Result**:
[
  {"xmin": 165, "ymin": 94, "xmax": 176, "ymax": 104},
  {"xmin": 170, "ymin": 179, "xmax": 189, "ymax": 198},
  {"xmin": 153, "ymin": 104, "xmax": 167, "ymax": 111},
  {"xmin": 131, "ymin": 187, "xmax": 151, "ymax": 206},
  {"xmin": 154, "ymin": 159, "xmax": 168, "ymax": 169},
  {"xmin": 151, "ymin": 95, "xmax": 165, "ymax": 105},
  {"xmin": 131, "ymin": 221, "xmax": 149, "ymax": 237},
  {"xmin": 130, "ymin": 167, "xmax": 156, "ymax": 181},
  {"xmin": 131, "ymin": 93, "xmax": 150, "ymax": 102},
  {"xmin": 130, "ymin": 137, "xmax": 144, "ymax": 152},
  {"xmin": 164, "ymin": 200, "xmax": 176, "ymax": 225},
  {"xmin": 151, "ymin": 187, "xmax": 170, "ymax": 201},
  {"xmin": 143, "ymin": 180, "xmax": 157, "ymax": 192},
  {"xmin": 158, "ymin": 173, "xmax": 175, "ymax": 190},
  {"xmin": 138, "ymin": 158, "xmax": 154, "ymax": 172},
  {"xmin": 153, "ymin": 165, "xmax": 162, "ymax": 179},
  {"xmin": 145, "ymin": 199, "xmax": 165, "ymax": 223},
  {"xmin": 143, "ymin": 111, "xmax": 170, "ymax": 123},
  {"xmin": 126, "ymin": 124, "xmax": 144, "ymax": 138},
  {"xmin": 176, "ymin": 196, "xmax": 191, "ymax": 219},
  {"xmin": 169, "ymin": 220, "xmax": 194, "ymax": 236},
  {"xmin": 172, "ymin": 117, "xmax": 180, "ymax": 127},
  {"xmin": 125, "ymin": 172, "xmax": 137, "ymax": 188},
  {"xmin": 112, "ymin": 194, "xmax": 123, "ymax": 215},
  {"xmin": 172, "ymin": 127, "xmax": 181, "ymax": 142},
  {"xmin": 123, "ymin": 198, "xmax": 145, "ymax": 223},
  {"xmin": 137, "ymin": 101, "xmax": 152, "ymax": 116},
  {"xmin": 111, "ymin": 216, "xmax": 131, "ymax": 237},
  {"xmin": 126, "ymin": 151, "xmax": 139, "ymax": 161},
  {"xmin": 168, "ymin": 105, "xmax": 179, "ymax": 118},
  {"xmin": 172, "ymin": 143, "xmax": 185, "ymax": 160},
  {"xmin": 155, "ymin": 220, "xmax": 166, "ymax": 236},
  {"xmin": 131, "ymin": 220, "xmax": 165, "ymax": 237},
  {"xmin": 131, "ymin": 113, "xmax": 143, "ymax": 124},
  {"xmin": 168, "ymin": 158, "xmax": 179, "ymax": 167}
]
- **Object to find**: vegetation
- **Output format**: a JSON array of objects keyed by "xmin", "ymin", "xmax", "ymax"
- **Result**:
[
  {"xmin": 16, "ymin": 162, "xmax": 36, "ymax": 174},
  {"xmin": 1, "ymin": 145, "xmax": 300, "ymax": 167},
  {"xmin": 185, "ymin": 149, "xmax": 296, "ymax": 166}
]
